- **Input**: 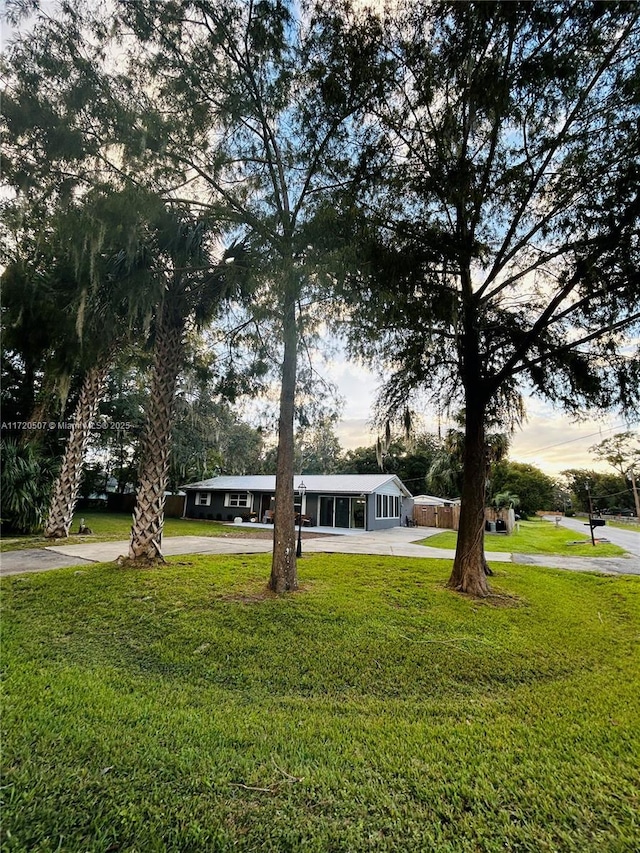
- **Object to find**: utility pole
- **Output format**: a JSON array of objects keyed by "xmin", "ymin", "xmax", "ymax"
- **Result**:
[
  {"xmin": 586, "ymin": 481, "xmax": 596, "ymax": 546},
  {"xmin": 628, "ymin": 467, "xmax": 640, "ymax": 520}
]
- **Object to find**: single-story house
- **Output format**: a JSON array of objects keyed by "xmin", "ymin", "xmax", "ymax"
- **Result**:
[{"xmin": 182, "ymin": 474, "xmax": 413, "ymax": 531}]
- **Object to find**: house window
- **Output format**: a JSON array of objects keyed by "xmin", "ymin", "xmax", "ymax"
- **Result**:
[
  {"xmin": 226, "ymin": 492, "xmax": 250, "ymax": 508},
  {"xmin": 376, "ymin": 493, "xmax": 400, "ymax": 519},
  {"xmin": 196, "ymin": 492, "xmax": 211, "ymax": 506}
]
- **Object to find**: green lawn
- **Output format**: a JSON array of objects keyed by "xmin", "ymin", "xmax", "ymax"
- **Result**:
[
  {"xmin": 0, "ymin": 512, "xmax": 268, "ymax": 552},
  {"xmin": 419, "ymin": 518, "xmax": 626, "ymax": 558},
  {"xmin": 2, "ymin": 554, "xmax": 639, "ymax": 852},
  {"xmin": 604, "ymin": 519, "xmax": 640, "ymax": 533}
]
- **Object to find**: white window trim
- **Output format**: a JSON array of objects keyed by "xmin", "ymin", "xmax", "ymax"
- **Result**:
[
  {"xmin": 224, "ymin": 491, "xmax": 252, "ymax": 508},
  {"xmin": 375, "ymin": 493, "xmax": 401, "ymax": 519},
  {"xmin": 195, "ymin": 492, "xmax": 211, "ymax": 507}
]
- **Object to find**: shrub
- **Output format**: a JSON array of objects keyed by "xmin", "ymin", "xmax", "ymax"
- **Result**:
[{"xmin": 0, "ymin": 440, "xmax": 56, "ymax": 534}]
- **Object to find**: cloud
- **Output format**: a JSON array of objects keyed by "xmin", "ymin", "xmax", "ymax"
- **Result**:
[
  {"xmin": 328, "ymin": 365, "xmax": 628, "ymax": 473},
  {"xmin": 335, "ymin": 418, "xmax": 378, "ymax": 450},
  {"xmin": 323, "ymin": 354, "xmax": 382, "ymax": 421},
  {"xmin": 508, "ymin": 401, "xmax": 626, "ymax": 475}
]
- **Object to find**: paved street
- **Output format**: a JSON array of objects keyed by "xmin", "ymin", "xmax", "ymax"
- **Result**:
[
  {"xmin": 1, "ymin": 521, "xmax": 639, "ymax": 577},
  {"xmin": 542, "ymin": 514, "xmax": 640, "ymax": 557}
]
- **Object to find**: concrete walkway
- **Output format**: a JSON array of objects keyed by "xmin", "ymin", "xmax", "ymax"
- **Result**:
[{"xmin": 1, "ymin": 523, "xmax": 639, "ymax": 577}]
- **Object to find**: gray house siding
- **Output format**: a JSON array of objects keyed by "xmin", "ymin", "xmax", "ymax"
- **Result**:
[
  {"xmin": 183, "ymin": 475, "xmax": 411, "ymax": 531},
  {"xmin": 304, "ymin": 494, "xmax": 319, "ymax": 525},
  {"xmin": 186, "ymin": 489, "xmax": 273, "ymax": 521},
  {"xmin": 402, "ymin": 497, "xmax": 415, "ymax": 526},
  {"xmin": 186, "ymin": 491, "xmax": 230, "ymax": 520},
  {"xmin": 367, "ymin": 480, "xmax": 405, "ymax": 530}
]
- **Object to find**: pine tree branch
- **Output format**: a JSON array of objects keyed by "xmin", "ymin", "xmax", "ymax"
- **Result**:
[
  {"xmin": 481, "ymin": 13, "xmax": 639, "ymax": 294},
  {"xmin": 508, "ymin": 311, "xmax": 640, "ymax": 379}
]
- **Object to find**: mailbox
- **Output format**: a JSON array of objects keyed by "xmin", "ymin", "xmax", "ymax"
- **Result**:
[{"xmin": 591, "ymin": 518, "xmax": 606, "ymax": 527}]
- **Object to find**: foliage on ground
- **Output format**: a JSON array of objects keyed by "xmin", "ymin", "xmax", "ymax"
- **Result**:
[
  {"xmin": 2, "ymin": 554, "xmax": 639, "ymax": 852},
  {"xmin": 420, "ymin": 518, "xmax": 626, "ymax": 557},
  {"xmin": 0, "ymin": 512, "xmax": 272, "ymax": 552}
]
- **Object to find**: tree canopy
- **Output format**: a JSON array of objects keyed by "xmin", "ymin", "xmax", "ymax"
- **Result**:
[
  {"xmin": 490, "ymin": 461, "xmax": 554, "ymax": 516},
  {"xmin": 340, "ymin": 0, "xmax": 640, "ymax": 593}
]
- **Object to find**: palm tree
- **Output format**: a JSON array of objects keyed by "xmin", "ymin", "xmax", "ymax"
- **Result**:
[
  {"xmin": 42, "ymin": 188, "xmax": 161, "ymax": 539},
  {"xmin": 426, "ymin": 429, "xmax": 465, "ymax": 498},
  {"xmin": 128, "ymin": 209, "xmax": 246, "ymax": 561},
  {"xmin": 1, "ymin": 229, "xmax": 79, "ymax": 440},
  {"xmin": 492, "ymin": 491, "xmax": 520, "ymax": 513},
  {"xmin": 1, "ymin": 204, "xmax": 116, "ymax": 539},
  {"xmin": 44, "ymin": 360, "xmax": 114, "ymax": 538}
]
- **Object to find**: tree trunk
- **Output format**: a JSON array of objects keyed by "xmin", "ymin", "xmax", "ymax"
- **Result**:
[
  {"xmin": 270, "ymin": 288, "xmax": 298, "ymax": 593},
  {"xmin": 44, "ymin": 360, "xmax": 111, "ymax": 538},
  {"xmin": 129, "ymin": 307, "xmax": 186, "ymax": 561},
  {"xmin": 447, "ymin": 403, "xmax": 490, "ymax": 596}
]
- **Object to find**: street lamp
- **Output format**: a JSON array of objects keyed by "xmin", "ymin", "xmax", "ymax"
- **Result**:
[{"xmin": 296, "ymin": 480, "xmax": 307, "ymax": 558}]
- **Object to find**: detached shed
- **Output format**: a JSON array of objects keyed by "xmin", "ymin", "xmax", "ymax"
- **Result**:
[{"xmin": 182, "ymin": 474, "xmax": 412, "ymax": 531}]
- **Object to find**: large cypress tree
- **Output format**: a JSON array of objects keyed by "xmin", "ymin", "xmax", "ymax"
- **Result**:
[{"xmin": 343, "ymin": 0, "xmax": 640, "ymax": 595}]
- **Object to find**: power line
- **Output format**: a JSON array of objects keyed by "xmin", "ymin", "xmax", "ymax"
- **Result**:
[
  {"xmin": 587, "ymin": 487, "xmax": 634, "ymax": 501},
  {"xmin": 524, "ymin": 424, "xmax": 628, "ymax": 455}
]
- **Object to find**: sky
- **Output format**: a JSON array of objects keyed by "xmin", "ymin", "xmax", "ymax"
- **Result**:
[
  {"xmin": 325, "ymin": 352, "xmax": 635, "ymax": 478},
  {"xmin": 4, "ymin": 0, "xmax": 637, "ymax": 479}
]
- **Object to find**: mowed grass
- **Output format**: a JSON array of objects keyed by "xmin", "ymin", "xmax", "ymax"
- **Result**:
[
  {"xmin": 0, "ymin": 512, "xmax": 267, "ymax": 552},
  {"xmin": 605, "ymin": 519, "xmax": 640, "ymax": 533},
  {"xmin": 2, "ymin": 554, "xmax": 639, "ymax": 852},
  {"xmin": 420, "ymin": 518, "xmax": 626, "ymax": 557}
]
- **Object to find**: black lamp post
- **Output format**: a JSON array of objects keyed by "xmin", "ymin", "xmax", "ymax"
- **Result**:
[{"xmin": 296, "ymin": 480, "xmax": 306, "ymax": 557}]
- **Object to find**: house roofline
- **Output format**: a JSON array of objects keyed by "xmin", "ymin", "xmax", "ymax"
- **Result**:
[{"xmin": 181, "ymin": 474, "xmax": 412, "ymax": 498}]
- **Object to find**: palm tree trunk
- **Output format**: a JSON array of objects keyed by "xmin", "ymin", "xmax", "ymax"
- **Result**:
[
  {"xmin": 44, "ymin": 360, "xmax": 111, "ymax": 539},
  {"xmin": 128, "ymin": 307, "xmax": 186, "ymax": 561},
  {"xmin": 270, "ymin": 289, "xmax": 298, "ymax": 593}
]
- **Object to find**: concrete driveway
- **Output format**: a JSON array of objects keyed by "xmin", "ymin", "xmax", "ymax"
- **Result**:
[
  {"xmin": 0, "ymin": 536, "xmax": 274, "ymax": 576},
  {"xmin": 1, "ymin": 523, "xmax": 639, "ymax": 576}
]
